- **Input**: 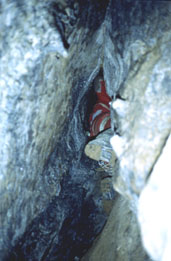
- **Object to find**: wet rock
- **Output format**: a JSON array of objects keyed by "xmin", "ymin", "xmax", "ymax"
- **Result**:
[
  {"xmin": 0, "ymin": 0, "xmax": 171, "ymax": 260},
  {"xmin": 138, "ymin": 135, "xmax": 171, "ymax": 261},
  {"xmin": 110, "ymin": 36, "xmax": 171, "ymax": 201},
  {"xmin": 81, "ymin": 194, "xmax": 150, "ymax": 261},
  {"xmin": 82, "ymin": 1, "xmax": 171, "ymax": 260},
  {"xmin": 0, "ymin": 1, "xmax": 70, "ymax": 259},
  {"xmin": 108, "ymin": 1, "xmax": 171, "ymax": 204},
  {"xmin": 0, "ymin": 0, "xmax": 108, "ymax": 260}
]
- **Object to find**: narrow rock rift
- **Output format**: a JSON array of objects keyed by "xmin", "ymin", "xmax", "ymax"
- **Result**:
[
  {"xmin": 7, "ymin": 71, "xmax": 114, "ymax": 260},
  {"xmin": 0, "ymin": 0, "xmax": 170, "ymax": 261}
]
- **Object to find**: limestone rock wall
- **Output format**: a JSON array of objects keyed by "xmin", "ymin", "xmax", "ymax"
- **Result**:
[
  {"xmin": 138, "ymin": 134, "xmax": 171, "ymax": 261},
  {"xmin": 0, "ymin": 0, "xmax": 108, "ymax": 260},
  {"xmin": 0, "ymin": 0, "xmax": 171, "ymax": 260},
  {"xmin": 108, "ymin": 1, "xmax": 171, "ymax": 202},
  {"xmin": 82, "ymin": 194, "xmax": 149, "ymax": 261},
  {"xmin": 0, "ymin": 0, "xmax": 71, "ymax": 258},
  {"xmin": 82, "ymin": 1, "xmax": 171, "ymax": 260}
]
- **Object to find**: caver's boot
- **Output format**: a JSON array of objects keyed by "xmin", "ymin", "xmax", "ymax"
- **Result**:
[
  {"xmin": 85, "ymin": 77, "xmax": 116, "ymax": 173},
  {"xmin": 85, "ymin": 128, "xmax": 116, "ymax": 173}
]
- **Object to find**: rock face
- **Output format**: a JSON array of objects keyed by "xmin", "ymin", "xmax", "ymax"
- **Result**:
[
  {"xmin": 0, "ymin": 0, "xmax": 171, "ymax": 260},
  {"xmin": 110, "ymin": 21, "xmax": 171, "ymax": 202},
  {"xmin": 0, "ymin": 0, "xmax": 109, "ymax": 260},
  {"xmin": 82, "ymin": 1, "xmax": 171, "ymax": 260},
  {"xmin": 0, "ymin": 1, "xmax": 70, "ymax": 259},
  {"xmin": 82, "ymin": 194, "xmax": 150, "ymax": 261},
  {"xmin": 138, "ymin": 135, "xmax": 171, "ymax": 261}
]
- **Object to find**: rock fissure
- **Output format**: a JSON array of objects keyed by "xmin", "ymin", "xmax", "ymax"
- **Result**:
[{"xmin": 0, "ymin": 0, "xmax": 171, "ymax": 260}]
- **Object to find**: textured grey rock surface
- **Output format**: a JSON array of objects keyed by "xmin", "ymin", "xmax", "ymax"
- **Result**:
[
  {"xmin": 138, "ymin": 134, "xmax": 171, "ymax": 261},
  {"xmin": 0, "ymin": 0, "xmax": 70, "ymax": 259},
  {"xmin": 81, "ymin": 194, "xmax": 150, "ymax": 261},
  {"xmin": 107, "ymin": 0, "xmax": 171, "ymax": 200},
  {"xmin": 0, "ymin": 0, "xmax": 109, "ymax": 260},
  {"xmin": 107, "ymin": 1, "xmax": 171, "ymax": 260},
  {"xmin": 82, "ymin": 1, "xmax": 171, "ymax": 260},
  {"xmin": 0, "ymin": 0, "xmax": 171, "ymax": 260}
]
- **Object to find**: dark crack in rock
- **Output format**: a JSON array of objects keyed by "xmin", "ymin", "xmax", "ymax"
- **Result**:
[
  {"xmin": 0, "ymin": 0, "xmax": 109, "ymax": 260},
  {"xmin": 0, "ymin": 0, "xmax": 171, "ymax": 260}
]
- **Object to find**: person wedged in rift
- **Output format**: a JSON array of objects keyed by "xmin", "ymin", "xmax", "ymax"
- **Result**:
[{"xmin": 84, "ymin": 71, "xmax": 116, "ymax": 173}]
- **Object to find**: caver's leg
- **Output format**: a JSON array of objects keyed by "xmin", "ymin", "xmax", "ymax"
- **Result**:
[
  {"xmin": 85, "ymin": 77, "xmax": 116, "ymax": 173},
  {"xmin": 89, "ymin": 76, "xmax": 111, "ymax": 138}
]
